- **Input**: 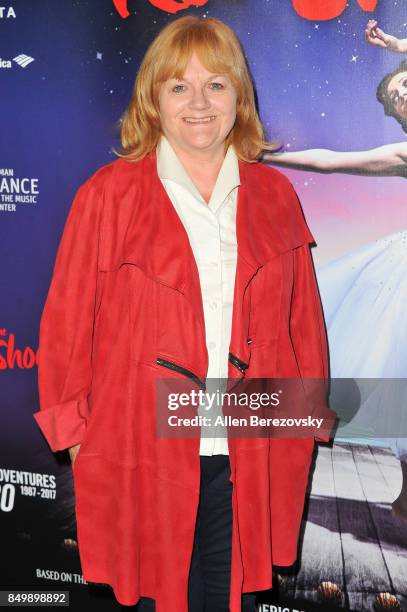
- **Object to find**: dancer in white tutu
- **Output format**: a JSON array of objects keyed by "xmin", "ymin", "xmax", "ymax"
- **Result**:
[{"xmin": 262, "ymin": 19, "xmax": 407, "ymax": 520}]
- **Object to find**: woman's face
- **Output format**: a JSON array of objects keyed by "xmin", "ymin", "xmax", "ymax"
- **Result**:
[
  {"xmin": 158, "ymin": 51, "xmax": 237, "ymax": 157},
  {"xmin": 387, "ymin": 71, "xmax": 407, "ymax": 121}
]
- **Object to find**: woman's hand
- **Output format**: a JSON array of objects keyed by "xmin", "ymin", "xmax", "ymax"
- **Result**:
[
  {"xmin": 365, "ymin": 19, "xmax": 407, "ymax": 53},
  {"xmin": 68, "ymin": 443, "xmax": 81, "ymax": 467}
]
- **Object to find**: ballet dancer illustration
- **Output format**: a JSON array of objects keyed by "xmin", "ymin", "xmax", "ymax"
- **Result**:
[{"xmin": 263, "ymin": 19, "xmax": 407, "ymax": 520}]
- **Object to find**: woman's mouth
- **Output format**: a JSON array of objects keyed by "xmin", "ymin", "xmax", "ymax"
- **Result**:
[{"xmin": 182, "ymin": 116, "xmax": 216, "ymax": 124}]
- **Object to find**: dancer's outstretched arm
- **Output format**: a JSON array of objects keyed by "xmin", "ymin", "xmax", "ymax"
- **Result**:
[{"xmin": 262, "ymin": 142, "xmax": 407, "ymax": 178}]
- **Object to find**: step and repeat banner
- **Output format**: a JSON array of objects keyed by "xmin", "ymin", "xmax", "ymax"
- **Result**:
[{"xmin": 1, "ymin": 1, "xmax": 407, "ymax": 611}]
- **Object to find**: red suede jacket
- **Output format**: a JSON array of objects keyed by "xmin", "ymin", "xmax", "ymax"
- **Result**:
[{"xmin": 33, "ymin": 149, "xmax": 336, "ymax": 611}]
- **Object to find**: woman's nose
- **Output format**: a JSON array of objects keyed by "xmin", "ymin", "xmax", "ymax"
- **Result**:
[{"xmin": 189, "ymin": 87, "xmax": 211, "ymax": 109}]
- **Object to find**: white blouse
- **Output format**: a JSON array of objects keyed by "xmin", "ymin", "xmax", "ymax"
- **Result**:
[{"xmin": 156, "ymin": 134, "xmax": 240, "ymax": 456}]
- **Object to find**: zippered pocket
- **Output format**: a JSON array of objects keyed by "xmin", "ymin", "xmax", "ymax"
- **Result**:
[
  {"xmin": 156, "ymin": 357, "xmax": 206, "ymax": 391},
  {"xmin": 228, "ymin": 352, "xmax": 249, "ymax": 374}
]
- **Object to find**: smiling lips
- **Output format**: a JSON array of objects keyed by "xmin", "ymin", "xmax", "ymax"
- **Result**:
[{"xmin": 183, "ymin": 116, "xmax": 216, "ymax": 124}]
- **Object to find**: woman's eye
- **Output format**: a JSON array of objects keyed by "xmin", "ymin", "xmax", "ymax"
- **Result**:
[{"xmin": 170, "ymin": 81, "xmax": 225, "ymax": 93}]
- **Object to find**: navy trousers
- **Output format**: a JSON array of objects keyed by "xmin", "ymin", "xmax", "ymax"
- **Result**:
[{"xmin": 135, "ymin": 455, "xmax": 257, "ymax": 611}]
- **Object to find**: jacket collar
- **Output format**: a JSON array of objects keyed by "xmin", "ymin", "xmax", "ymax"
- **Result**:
[
  {"xmin": 101, "ymin": 146, "xmax": 314, "ymax": 296},
  {"xmin": 148, "ymin": 147, "xmax": 261, "ymax": 292}
]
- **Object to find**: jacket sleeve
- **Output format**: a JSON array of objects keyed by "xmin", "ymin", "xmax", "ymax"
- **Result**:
[
  {"xmin": 33, "ymin": 180, "xmax": 104, "ymax": 452},
  {"xmin": 289, "ymin": 214, "xmax": 337, "ymax": 443}
]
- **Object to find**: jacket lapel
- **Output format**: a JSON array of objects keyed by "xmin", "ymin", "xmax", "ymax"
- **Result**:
[
  {"xmin": 101, "ymin": 150, "xmax": 313, "ymax": 383},
  {"xmin": 141, "ymin": 151, "xmax": 313, "ymax": 293},
  {"xmin": 145, "ymin": 152, "xmax": 265, "ymax": 360},
  {"xmin": 146, "ymin": 152, "xmax": 265, "ymax": 384},
  {"xmin": 143, "ymin": 150, "xmax": 263, "ymax": 292}
]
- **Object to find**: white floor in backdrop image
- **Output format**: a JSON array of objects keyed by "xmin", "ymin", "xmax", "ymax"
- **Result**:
[{"xmin": 257, "ymin": 442, "xmax": 407, "ymax": 612}]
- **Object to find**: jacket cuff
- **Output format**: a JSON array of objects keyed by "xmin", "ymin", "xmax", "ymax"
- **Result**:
[{"xmin": 33, "ymin": 397, "xmax": 90, "ymax": 452}]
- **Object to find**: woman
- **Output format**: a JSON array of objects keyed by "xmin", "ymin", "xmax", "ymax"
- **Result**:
[
  {"xmin": 262, "ymin": 18, "xmax": 407, "ymax": 520},
  {"xmin": 33, "ymin": 15, "xmax": 335, "ymax": 612}
]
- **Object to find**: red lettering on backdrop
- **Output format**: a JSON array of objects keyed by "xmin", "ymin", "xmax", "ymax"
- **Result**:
[
  {"xmin": 0, "ymin": 330, "xmax": 38, "ymax": 370},
  {"xmin": 293, "ymin": 0, "xmax": 378, "ymax": 20},
  {"xmin": 113, "ymin": 0, "xmax": 378, "ymax": 19},
  {"xmin": 150, "ymin": 0, "xmax": 208, "ymax": 12},
  {"xmin": 113, "ymin": 0, "xmax": 130, "ymax": 18},
  {"xmin": 113, "ymin": 0, "xmax": 208, "ymax": 18}
]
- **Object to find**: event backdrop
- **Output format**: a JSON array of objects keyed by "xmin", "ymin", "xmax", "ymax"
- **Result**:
[{"xmin": 1, "ymin": 1, "xmax": 407, "ymax": 611}]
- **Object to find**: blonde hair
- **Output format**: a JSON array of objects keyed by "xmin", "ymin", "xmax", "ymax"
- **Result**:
[{"xmin": 112, "ymin": 15, "xmax": 280, "ymax": 163}]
